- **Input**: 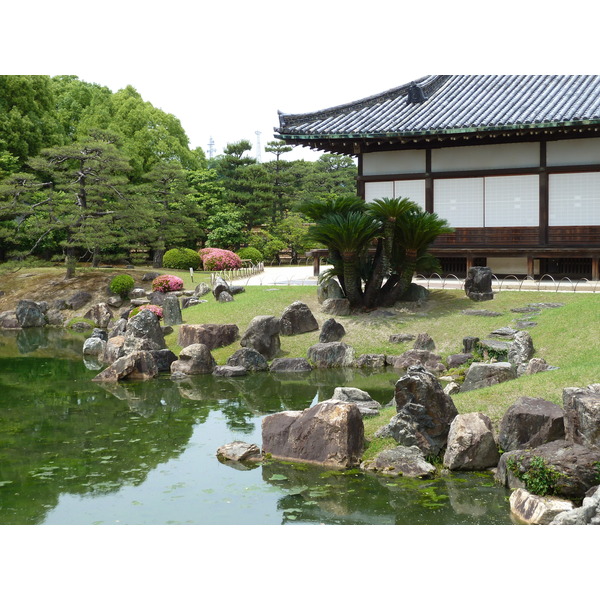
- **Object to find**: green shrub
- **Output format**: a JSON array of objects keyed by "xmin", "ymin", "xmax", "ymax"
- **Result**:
[
  {"xmin": 237, "ymin": 246, "xmax": 263, "ymax": 263},
  {"xmin": 109, "ymin": 274, "xmax": 135, "ymax": 298},
  {"xmin": 507, "ymin": 455, "xmax": 561, "ymax": 496},
  {"xmin": 163, "ymin": 248, "xmax": 201, "ymax": 270}
]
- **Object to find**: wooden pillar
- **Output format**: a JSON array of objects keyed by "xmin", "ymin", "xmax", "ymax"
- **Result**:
[
  {"xmin": 592, "ymin": 255, "xmax": 600, "ymax": 281},
  {"xmin": 466, "ymin": 255, "xmax": 475, "ymax": 272},
  {"xmin": 527, "ymin": 255, "xmax": 535, "ymax": 278},
  {"xmin": 425, "ymin": 149, "xmax": 433, "ymax": 213},
  {"xmin": 313, "ymin": 254, "xmax": 321, "ymax": 277}
]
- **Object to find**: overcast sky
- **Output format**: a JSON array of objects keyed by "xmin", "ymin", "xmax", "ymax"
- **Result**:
[{"xmin": 4, "ymin": 1, "xmax": 597, "ymax": 163}]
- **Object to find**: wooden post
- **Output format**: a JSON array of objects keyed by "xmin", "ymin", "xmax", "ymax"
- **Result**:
[
  {"xmin": 592, "ymin": 255, "xmax": 600, "ymax": 281},
  {"xmin": 466, "ymin": 255, "xmax": 474, "ymax": 272},
  {"xmin": 313, "ymin": 254, "xmax": 321, "ymax": 277},
  {"xmin": 527, "ymin": 255, "xmax": 535, "ymax": 278}
]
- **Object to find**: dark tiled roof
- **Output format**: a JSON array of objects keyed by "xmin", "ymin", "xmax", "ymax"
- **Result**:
[{"xmin": 276, "ymin": 75, "xmax": 600, "ymax": 139}]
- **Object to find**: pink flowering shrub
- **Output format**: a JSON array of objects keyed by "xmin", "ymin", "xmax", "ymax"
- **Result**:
[
  {"xmin": 151, "ymin": 274, "xmax": 184, "ymax": 293},
  {"xmin": 199, "ymin": 248, "xmax": 242, "ymax": 271},
  {"xmin": 129, "ymin": 304, "xmax": 163, "ymax": 320}
]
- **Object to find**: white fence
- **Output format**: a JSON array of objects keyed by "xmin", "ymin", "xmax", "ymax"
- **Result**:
[{"xmin": 209, "ymin": 261, "xmax": 265, "ymax": 285}]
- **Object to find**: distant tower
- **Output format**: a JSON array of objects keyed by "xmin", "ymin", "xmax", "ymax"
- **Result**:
[
  {"xmin": 208, "ymin": 137, "xmax": 216, "ymax": 159},
  {"xmin": 255, "ymin": 131, "xmax": 262, "ymax": 163}
]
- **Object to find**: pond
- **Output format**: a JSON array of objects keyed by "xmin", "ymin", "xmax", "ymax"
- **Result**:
[{"xmin": 0, "ymin": 328, "xmax": 514, "ymax": 525}]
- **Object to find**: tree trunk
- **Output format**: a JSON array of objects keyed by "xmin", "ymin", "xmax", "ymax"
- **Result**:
[
  {"xmin": 153, "ymin": 248, "xmax": 164, "ymax": 269},
  {"xmin": 92, "ymin": 247, "xmax": 101, "ymax": 268},
  {"xmin": 342, "ymin": 252, "xmax": 364, "ymax": 308},
  {"xmin": 64, "ymin": 246, "xmax": 76, "ymax": 279}
]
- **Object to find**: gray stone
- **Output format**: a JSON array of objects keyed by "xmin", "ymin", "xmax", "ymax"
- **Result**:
[
  {"xmin": 92, "ymin": 350, "xmax": 158, "ymax": 382},
  {"xmin": 498, "ymin": 396, "xmax": 565, "ymax": 452},
  {"xmin": 129, "ymin": 288, "xmax": 147, "ymax": 299},
  {"xmin": 162, "ymin": 295, "xmax": 183, "ymax": 326},
  {"xmin": 525, "ymin": 358, "xmax": 552, "ymax": 375},
  {"xmin": 262, "ymin": 400, "xmax": 364, "ymax": 468},
  {"xmin": 84, "ymin": 303, "xmax": 113, "ymax": 329},
  {"xmin": 107, "ymin": 296, "xmax": 123, "ymax": 308},
  {"xmin": 194, "ymin": 282, "xmax": 211, "ymax": 297},
  {"xmin": 109, "ymin": 318, "xmax": 127, "ymax": 338},
  {"xmin": 45, "ymin": 309, "xmax": 65, "ymax": 327},
  {"xmin": 212, "ymin": 276, "xmax": 230, "ymax": 300},
  {"xmin": 464, "ymin": 266, "xmax": 494, "ymax": 301},
  {"xmin": 317, "ymin": 278, "xmax": 344, "ymax": 304},
  {"xmin": 269, "ymin": 358, "xmax": 312, "ymax": 372},
  {"xmin": 510, "ymin": 488, "xmax": 575, "ymax": 525},
  {"xmin": 279, "ymin": 301, "xmax": 319, "ymax": 336},
  {"xmin": 218, "ymin": 291, "xmax": 234, "ymax": 303},
  {"xmin": 322, "ymin": 298, "xmax": 351, "ymax": 316},
  {"xmin": 443, "ymin": 412, "xmax": 500, "ymax": 471},
  {"xmin": 443, "ymin": 382, "xmax": 461, "ymax": 395},
  {"xmin": 389, "ymin": 333, "xmax": 416, "ymax": 344},
  {"xmin": 82, "ymin": 337, "xmax": 106, "ymax": 357},
  {"xmin": 91, "ymin": 328, "xmax": 108, "ymax": 341},
  {"xmin": 130, "ymin": 299, "xmax": 150, "ymax": 307},
  {"xmin": 446, "ymin": 353, "xmax": 473, "ymax": 369},
  {"xmin": 413, "ymin": 333, "xmax": 435, "ymax": 351},
  {"xmin": 495, "ymin": 440, "xmax": 600, "ymax": 498},
  {"xmin": 147, "ymin": 291, "xmax": 167, "ymax": 306},
  {"xmin": 213, "ymin": 365, "xmax": 247, "ymax": 377},
  {"xmin": 319, "ymin": 318, "xmax": 346, "ymax": 343},
  {"xmin": 229, "ymin": 285, "xmax": 245, "ymax": 295},
  {"xmin": 151, "ymin": 348, "xmax": 178, "ymax": 372},
  {"xmin": 142, "ymin": 271, "xmax": 161, "ymax": 282},
  {"xmin": 16, "ymin": 300, "xmax": 46, "ymax": 328},
  {"xmin": 216, "ymin": 441, "xmax": 261, "ymax": 463},
  {"xmin": 240, "ymin": 316, "xmax": 281, "ymax": 360},
  {"xmin": 377, "ymin": 365, "xmax": 458, "ymax": 457},
  {"xmin": 226, "ymin": 347, "xmax": 269, "ymax": 372},
  {"xmin": 563, "ymin": 384, "xmax": 600, "ymax": 449},
  {"xmin": 0, "ymin": 310, "xmax": 20, "ymax": 329},
  {"xmin": 462, "ymin": 309, "xmax": 502, "ymax": 317},
  {"xmin": 361, "ymin": 445, "xmax": 436, "ymax": 478},
  {"xmin": 307, "ymin": 342, "xmax": 355, "ymax": 368},
  {"xmin": 401, "ymin": 283, "xmax": 429, "ymax": 303},
  {"xmin": 490, "ymin": 327, "xmax": 518, "ymax": 339},
  {"xmin": 508, "ymin": 330, "xmax": 535, "ymax": 372},
  {"xmin": 477, "ymin": 338, "xmax": 511, "ymax": 359},
  {"xmin": 52, "ymin": 299, "xmax": 69, "ymax": 311},
  {"xmin": 178, "ymin": 323, "xmax": 239, "ymax": 350},
  {"xmin": 101, "ymin": 336, "xmax": 126, "ymax": 364},
  {"xmin": 67, "ymin": 291, "xmax": 92, "ymax": 310},
  {"xmin": 124, "ymin": 309, "xmax": 166, "ymax": 350},
  {"xmin": 170, "ymin": 343, "xmax": 216, "ymax": 375},
  {"xmin": 461, "ymin": 362, "xmax": 517, "ymax": 392},
  {"xmin": 392, "ymin": 349, "xmax": 446, "ymax": 374},
  {"xmin": 551, "ymin": 486, "xmax": 600, "ymax": 525},
  {"xmin": 354, "ymin": 353, "xmax": 386, "ymax": 369},
  {"xmin": 331, "ymin": 387, "xmax": 382, "ymax": 416}
]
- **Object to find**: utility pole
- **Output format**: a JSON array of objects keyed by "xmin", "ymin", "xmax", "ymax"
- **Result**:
[{"xmin": 208, "ymin": 137, "xmax": 216, "ymax": 159}]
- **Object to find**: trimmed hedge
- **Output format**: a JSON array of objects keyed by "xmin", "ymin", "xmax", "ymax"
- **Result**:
[{"xmin": 163, "ymin": 248, "xmax": 201, "ymax": 270}]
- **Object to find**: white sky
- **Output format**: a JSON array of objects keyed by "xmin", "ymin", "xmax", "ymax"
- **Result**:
[{"xmin": 4, "ymin": 1, "xmax": 598, "ymax": 163}]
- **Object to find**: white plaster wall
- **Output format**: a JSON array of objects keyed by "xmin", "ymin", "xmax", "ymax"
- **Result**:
[
  {"xmin": 547, "ymin": 138, "xmax": 600, "ymax": 166},
  {"xmin": 549, "ymin": 172, "xmax": 600, "ymax": 226},
  {"xmin": 362, "ymin": 150, "xmax": 425, "ymax": 175},
  {"xmin": 432, "ymin": 142, "xmax": 539, "ymax": 172}
]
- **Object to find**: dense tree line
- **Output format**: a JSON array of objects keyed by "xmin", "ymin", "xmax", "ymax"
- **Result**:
[{"xmin": 0, "ymin": 75, "xmax": 358, "ymax": 276}]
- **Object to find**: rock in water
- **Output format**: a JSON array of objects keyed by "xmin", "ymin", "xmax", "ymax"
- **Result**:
[
  {"xmin": 178, "ymin": 323, "xmax": 239, "ymax": 350},
  {"xmin": 15, "ymin": 300, "xmax": 46, "ymax": 328},
  {"xmin": 262, "ymin": 400, "xmax": 364, "ymax": 468},
  {"xmin": 226, "ymin": 347, "xmax": 269, "ymax": 371},
  {"xmin": 170, "ymin": 343, "xmax": 216, "ymax": 376},
  {"xmin": 443, "ymin": 412, "xmax": 500, "ymax": 470},
  {"xmin": 307, "ymin": 342, "xmax": 355, "ymax": 368}
]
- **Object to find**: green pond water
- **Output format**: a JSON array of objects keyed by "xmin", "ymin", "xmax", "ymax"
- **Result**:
[{"xmin": 0, "ymin": 328, "xmax": 514, "ymax": 525}]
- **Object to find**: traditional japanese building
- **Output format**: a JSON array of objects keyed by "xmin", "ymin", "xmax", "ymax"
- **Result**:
[{"xmin": 275, "ymin": 75, "xmax": 600, "ymax": 279}]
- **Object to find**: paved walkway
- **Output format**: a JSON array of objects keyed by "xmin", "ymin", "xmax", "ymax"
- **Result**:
[{"xmin": 229, "ymin": 265, "xmax": 600, "ymax": 293}]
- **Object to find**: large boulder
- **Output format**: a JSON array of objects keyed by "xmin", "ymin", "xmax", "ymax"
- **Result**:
[
  {"xmin": 82, "ymin": 337, "xmax": 106, "ymax": 357},
  {"xmin": 212, "ymin": 276, "xmax": 231, "ymax": 300},
  {"xmin": 376, "ymin": 365, "xmax": 458, "ymax": 457},
  {"xmin": 495, "ymin": 440, "xmax": 600, "ymax": 499},
  {"xmin": 15, "ymin": 300, "xmax": 46, "ymax": 328},
  {"xmin": 216, "ymin": 441, "xmax": 261, "ymax": 463},
  {"xmin": 262, "ymin": 400, "xmax": 364, "ymax": 468},
  {"xmin": 354, "ymin": 354, "xmax": 386, "ymax": 369},
  {"xmin": 563, "ymin": 384, "xmax": 600, "ymax": 449},
  {"xmin": 151, "ymin": 348, "xmax": 178, "ymax": 372},
  {"xmin": 331, "ymin": 387, "xmax": 382, "ymax": 416},
  {"xmin": 319, "ymin": 318, "xmax": 346, "ymax": 343},
  {"xmin": 510, "ymin": 488, "xmax": 575, "ymax": 525},
  {"xmin": 162, "ymin": 295, "xmax": 183, "ymax": 326},
  {"xmin": 194, "ymin": 282, "xmax": 211, "ymax": 297},
  {"xmin": 392, "ymin": 349, "xmax": 446, "ymax": 374},
  {"xmin": 269, "ymin": 358, "xmax": 312, "ymax": 372},
  {"xmin": 317, "ymin": 278, "xmax": 344, "ymax": 304},
  {"xmin": 240, "ymin": 316, "xmax": 281, "ymax": 360},
  {"xmin": 461, "ymin": 362, "xmax": 517, "ymax": 392},
  {"xmin": 307, "ymin": 342, "xmax": 355, "ymax": 368},
  {"xmin": 0, "ymin": 310, "xmax": 21, "ymax": 329},
  {"xmin": 443, "ymin": 412, "xmax": 500, "ymax": 471},
  {"xmin": 67, "ymin": 290, "xmax": 92, "ymax": 310},
  {"xmin": 413, "ymin": 333, "xmax": 435, "ymax": 351},
  {"xmin": 178, "ymin": 323, "xmax": 239, "ymax": 350},
  {"xmin": 361, "ymin": 446, "xmax": 436, "ymax": 478},
  {"xmin": 508, "ymin": 330, "xmax": 535, "ymax": 374},
  {"xmin": 322, "ymin": 298, "xmax": 351, "ymax": 316},
  {"xmin": 226, "ymin": 347, "xmax": 269, "ymax": 372},
  {"xmin": 84, "ymin": 303, "xmax": 113, "ymax": 329},
  {"xmin": 279, "ymin": 301, "xmax": 319, "ymax": 336},
  {"xmin": 101, "ymin": 336, "xmax": 126, "ymax": 364},
  {"xmin": 92, "ymin": 351, "xmax": 158, "ymax": 382},
  {"xmin": 551, "ymin": 486, "xmax": 600, "ymax": 525},
  {"xmin": 464, "ymin": 266, "xmax": 494, "ymax": 301},
  {"xmin": 124, "ymin": 309, "xmax": 166, "ymax": 351},
  {"xmin": 213, "ymin": 365, "xmax": 247, "ymax": 377},
  {"xmin": 498, "ymin": 396, "xmax": 565, "ymax": 452},
  {"xmin": 170, "ymin": 343, "xmax": 216, "ymax": 376}
]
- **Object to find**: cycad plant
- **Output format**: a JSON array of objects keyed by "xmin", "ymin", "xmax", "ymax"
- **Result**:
[{"xmin": 302, "ymin": 195, "xmax": 452, "ymax": 309}]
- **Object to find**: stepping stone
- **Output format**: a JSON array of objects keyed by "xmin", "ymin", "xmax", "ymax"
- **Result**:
[
  {"xmin": 514, "ymin": 320, "xmax": 538, "ymax": 328},
  {"xmin": 489, "ymin": 327, "xmax": 518, "ymax": 339},
  {"xmin": 462, "ymin": 309, "xmax": 502, "ymax": 317}
]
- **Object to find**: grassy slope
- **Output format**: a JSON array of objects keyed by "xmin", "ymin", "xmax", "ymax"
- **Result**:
[{"xmin": 2, "ymin": 266, "xmax": 599, "ymax": 429}]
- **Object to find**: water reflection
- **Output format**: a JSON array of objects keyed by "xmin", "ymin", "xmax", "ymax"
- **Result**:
[{"xmin": 0, "ymin": 329, "xmax": 512, "ymax": 525}]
